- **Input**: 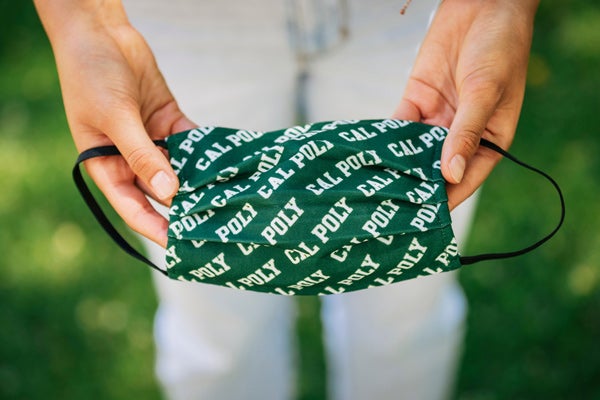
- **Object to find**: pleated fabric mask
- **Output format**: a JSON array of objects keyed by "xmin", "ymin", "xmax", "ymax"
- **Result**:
[{"xmin": 74, "ymin": 119, "xmax": 564, "ymax": 295}]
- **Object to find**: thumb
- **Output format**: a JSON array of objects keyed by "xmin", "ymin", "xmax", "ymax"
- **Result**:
[
  {"xmin": 109, "ymin": 114, "xmax": 179, "ymax": 201},
  {"xmin": 442, "ymin": 83, "xmax": 499, "ymax": 184}
]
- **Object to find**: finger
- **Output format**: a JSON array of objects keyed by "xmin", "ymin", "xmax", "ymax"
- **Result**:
[
  {"xmin": 88, "ymin": 157, "xmax": 170, "ymax": 247},
  {"xmin": 445, "ymin": 145, "xmax": 501, "ymax": 210},
  {"xmin": 135, "ymin": 177, "xmax": 171, "ymax": 207},
  {"xmin": 172, "ymin": 115, "xmax": 198, "ymax": 134},
  {"xmin": 391, "ymin": 97, "xmax": 422, "ymax": 122},
  {"xmin": 107, "ymin": 108, "xmax": 179, "ymax": 202},
  {"xmin": 442, "ymin": 80, "xmax": 501, "ymax": 184},
  {"xmin": 392, "ymin": 78, "xmax": 458, "ymax": 127},
  {"xmin": 144, "ymin": 98, "xmax": 198, "ymax": 136}
]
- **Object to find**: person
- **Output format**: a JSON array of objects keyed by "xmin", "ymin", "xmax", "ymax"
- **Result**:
[{"xmin": 34, "ymin": 0, "xmax": 539, "ymax": 399}]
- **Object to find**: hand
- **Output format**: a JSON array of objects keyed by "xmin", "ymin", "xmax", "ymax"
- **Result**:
[
  {"xmin": 35, "ymin": 0, "xmax": 196, "ymax": 247},
  {"xmin": 393, "ymin": 0, "xmax": 539, "ymax": 210}
]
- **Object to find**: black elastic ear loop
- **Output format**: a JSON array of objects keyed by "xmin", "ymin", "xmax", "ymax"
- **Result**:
[
  {"xmin": 72, "ymin": 141, "xmax": 169, "ymax": 276},
  {"xmin": 74, "ymin": 138, "xmax": 565, "ymax": 272},
  {"xmin": 459, "ymin": 138, "xmax": 565, "ymax": 265}
]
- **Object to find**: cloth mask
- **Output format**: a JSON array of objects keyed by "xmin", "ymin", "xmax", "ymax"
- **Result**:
[{"xmin": 74, "ymin": 119, "xmax": 564, "ymax": 296}]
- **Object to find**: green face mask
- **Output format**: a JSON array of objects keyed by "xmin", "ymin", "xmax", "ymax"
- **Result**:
[{"xmin": 74, "ymin": 119, "xmax": 564, "ymax": 296}]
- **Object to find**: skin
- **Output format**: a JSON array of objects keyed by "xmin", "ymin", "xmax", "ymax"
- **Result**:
[
  {"xmin": 394, "ymin": 0, "xmax": 540, "ymax": 209},
  {"xmin": 34, "ymin": 0, "xmax": 539, "ymax": 248},
  {"xmin": 35, "ymin": 0, "xmax": 196, "ymax": 247}
]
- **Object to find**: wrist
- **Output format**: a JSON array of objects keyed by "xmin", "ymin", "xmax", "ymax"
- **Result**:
[
  {"xmin": 441, "ymin": 0, "xmax": 540, "ymax": 19},
  {"xmin": 34, "ymin": 0, "xmax": 129, "ymax": 43},
  {"xmin": 511, "ymin": 0, "xmax": 541, "ymax": 23}
]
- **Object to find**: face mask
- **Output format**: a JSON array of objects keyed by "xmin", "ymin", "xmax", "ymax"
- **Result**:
[{"xmin": 73, "ymin": 119, "xmax": 564, "ymax": 296}]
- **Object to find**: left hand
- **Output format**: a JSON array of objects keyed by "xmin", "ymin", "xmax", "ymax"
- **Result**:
[
  {"xmin": 34, "ymin": 0, "xmax": 197, "ymax": 247},
  {"xmin": 393, "ymin": 0, "xmax": 539, "ymax": 210}
]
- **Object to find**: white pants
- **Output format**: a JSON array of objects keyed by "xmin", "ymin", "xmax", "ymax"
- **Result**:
[{"xmin": 125, "ymin": 1, "xmax": 477, "ymax": 399}]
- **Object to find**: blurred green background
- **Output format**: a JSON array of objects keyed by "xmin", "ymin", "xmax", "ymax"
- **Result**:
[{"xmin": 1, "ymin": 1, "xmax": 599, "ymax": 399}]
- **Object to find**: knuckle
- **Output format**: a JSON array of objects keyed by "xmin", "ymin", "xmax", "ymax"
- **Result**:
[
  {"xmin": 464, "ymin": 74, "xmax": 505, "ymax": 102},
  {"xmin": 457, "ymin": 128, "xmax": 482, "ymax": 155},
  {"xmin": 125, "ymin": 147, "xmax": 157, "ymax": 177},
  {"xmin": 112, "ymin": 25, "xmax": 145, "ymax": 51}
]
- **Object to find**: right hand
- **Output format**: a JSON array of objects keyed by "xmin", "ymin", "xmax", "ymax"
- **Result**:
[
  {"xmin": 36, "ymin": 1, "xmax": 196, "ymax": 247},
  {"xmin": 393, "ymin": 0, "xmax": 538, "ymax": 210}
]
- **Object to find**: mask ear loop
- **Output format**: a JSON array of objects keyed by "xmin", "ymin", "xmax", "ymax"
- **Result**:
[
  {"xmin": 459, "ymin": 138, "xmax": 566, "ymax": 265},
  {"xmin": 73, "ymin": 138, "xmax": 565, "ymax": 273},
  {"xmin": 72, "ymin": 141, "xmax": 169, "ymax": 276}
]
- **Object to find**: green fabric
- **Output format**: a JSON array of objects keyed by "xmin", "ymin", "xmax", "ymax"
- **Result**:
[{"xmin": 164, "ymin": 119, "xmax": 461, "ymax": 295}]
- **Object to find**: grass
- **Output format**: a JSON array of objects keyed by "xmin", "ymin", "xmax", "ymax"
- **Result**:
[{"xmin": 1, "ymin": 1, "xmax": 599, "ymax": 399}]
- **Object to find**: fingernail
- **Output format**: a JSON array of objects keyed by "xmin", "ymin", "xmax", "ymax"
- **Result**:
[
  {"xmin": 151, "ymin": 171, "xmax": 177, "ymax": 200},
  {"xmin": 449, "ymin": 155, "xmax": 466, "ymax": 183}
]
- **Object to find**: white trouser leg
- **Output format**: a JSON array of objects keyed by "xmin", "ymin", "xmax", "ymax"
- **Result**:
[
  {"xmin": 148, "ymin": 252, "xmax": 297, "ymax": 400},
  {"xmin": 124, "ymin": 1, "xmax": 298, "ymax": 399},
  {"xmin": 124, "ymin": 0, "xmax": 298, "ymax": 130},
  {"xmin": 320, "ymin": 201, "xmax": 474, "ymax": 400},
  {"xmin": 304, "ymin": 0, "xmax": 440, "ymax": 121},
  {"xmin": 304, "ymin": 1, "xmax": 475, "ymax": 399},
  {"xmin": 123, "ymin": 0, "xmax": 477, "ymax": 399}
]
